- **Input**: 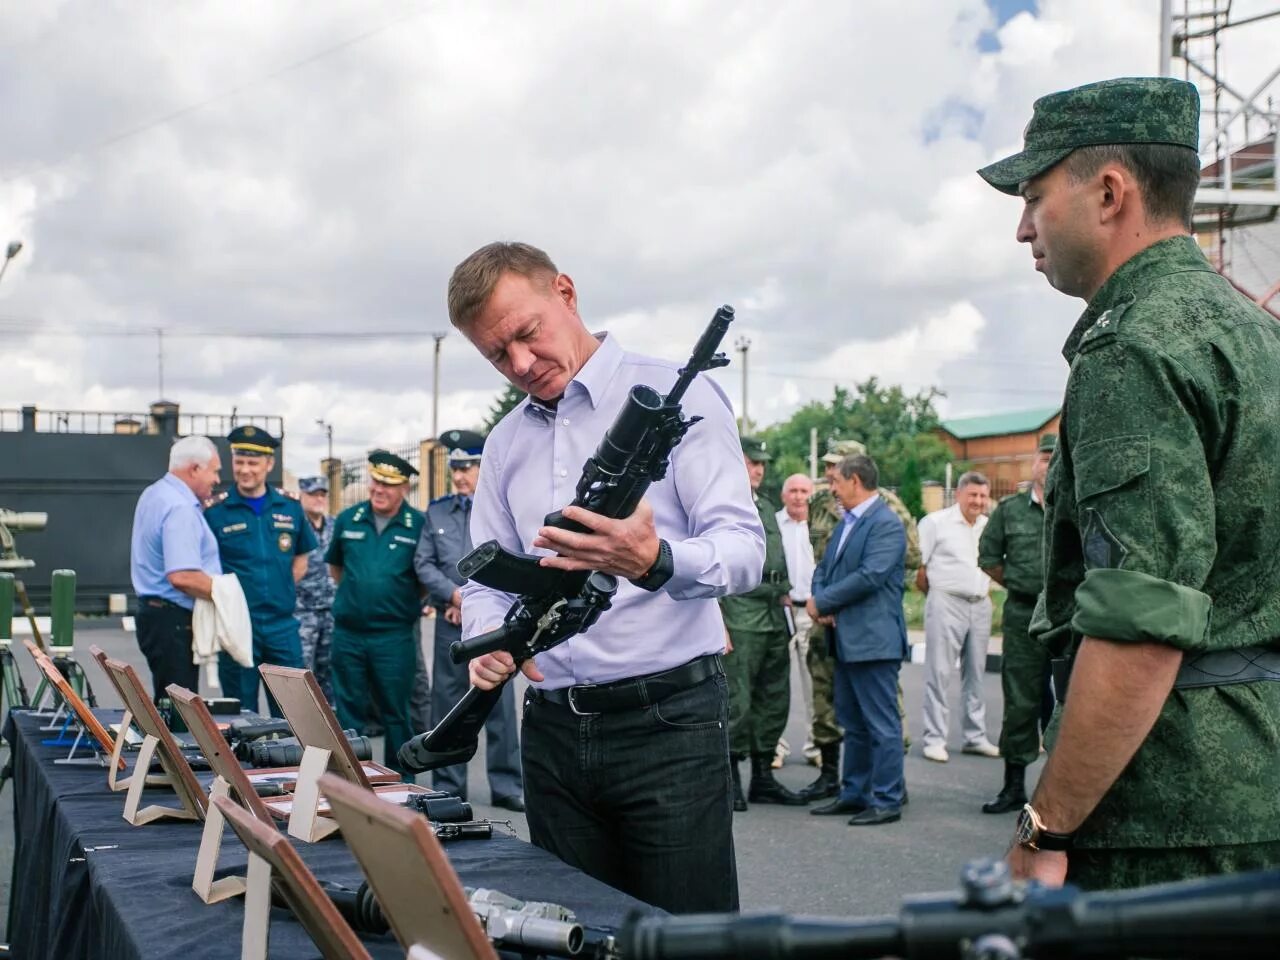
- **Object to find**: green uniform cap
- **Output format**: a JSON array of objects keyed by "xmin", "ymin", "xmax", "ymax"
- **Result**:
[
  {"xmin": 740, "ymin": 436, "xmax": 772, "ymax": 463},
  {"xmin": 821, "ymin": 438, "xmax": 867, "ymax": 465},
  {"xmin": 1038, "ymin": 433, "xmax": 1058, "ymax": 453},
  {"xmin": 368, "ymin": 449, "xmax": 418, "ymax": 485},
  {"xmin": 978, "ymin": 77, "xmax": 1200, "ymax": 195}
]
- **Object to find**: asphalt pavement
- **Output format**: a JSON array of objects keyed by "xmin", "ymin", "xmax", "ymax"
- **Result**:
[{"xmin": 0, "ymin": 619, "xmax": 1038, "ymax": 935}]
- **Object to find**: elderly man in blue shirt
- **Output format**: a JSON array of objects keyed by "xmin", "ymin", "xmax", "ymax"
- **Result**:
[
  {"xmin": 451, "ymin": 242, "xmax": 764, "ymax": 914},
  {"xmin": 130, "ymin": 435, "xmax": 223, "ymax": 703}
]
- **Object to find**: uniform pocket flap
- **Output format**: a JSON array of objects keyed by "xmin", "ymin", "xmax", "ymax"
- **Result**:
[{"xmin": 1074, "ymin": 434, "xmax": 1150, "ymax": 501}]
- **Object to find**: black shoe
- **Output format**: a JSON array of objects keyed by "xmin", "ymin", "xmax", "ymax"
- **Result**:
[
  {"xmin": 810, "ymin": 798, "xmax": 866, "ymax": 816},
  {"xmin": 848, "ymin": 806, "xmax": 901, "ymax": 826},
  {"xmin": 492, "ymin": 795, "xmax": 526, "ymax": 813},
  {"xmin": 797, "ymin": 743, "xmax": 840, "ymax": 802},
  {"xmin": 981, "ymin": 762, "xmax": 1027, "ymax": 815},
  {"xmin": 901, "ymin": 785, "xmax": 909, "ymax": 806},
  {"xmin": 747, "ymin": 754, "xmax": 808, "ymax": 805}
]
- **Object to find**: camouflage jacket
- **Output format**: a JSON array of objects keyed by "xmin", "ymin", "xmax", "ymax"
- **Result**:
[
  {"xmin": 1034, "ymin": 236, "xmax": 1280, "ymax": 849},
  {"xmin": 295, "ymin": 514, "xmax": 335, "ymax": 611},
  {"xmin": 720, "ymin": 491, "xmax": 790, "ymax": 634},
  {"xmin": 977, "ymin": 490, "xmax": 1044, "ymax": 599}
]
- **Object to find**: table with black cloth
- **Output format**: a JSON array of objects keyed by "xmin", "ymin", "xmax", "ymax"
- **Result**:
[{"xmin": 4, "ymin": 709, "xmax": 658, "ymax": 959}]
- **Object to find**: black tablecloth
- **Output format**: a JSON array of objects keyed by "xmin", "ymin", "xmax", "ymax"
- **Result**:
[{"xmin": 4, "ymin": 709, "xmax": 656, "ymax": 959}]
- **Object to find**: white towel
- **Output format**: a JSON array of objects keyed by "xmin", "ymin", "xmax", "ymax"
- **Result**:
[{"xmin": 192, "ymin": 573, "xmax": 252, "ymax": 689}]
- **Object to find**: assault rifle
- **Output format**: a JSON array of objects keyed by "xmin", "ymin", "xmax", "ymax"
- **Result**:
[
  {"xmin": 618, "ymin": 858, "xmax": 1280, "ymax": 960},
  {"xmin": 399, "ymin": 305, "xmax": 735, "ymax": 773}
]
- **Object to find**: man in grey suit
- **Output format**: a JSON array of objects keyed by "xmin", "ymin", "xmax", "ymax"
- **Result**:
[
  {"xmin": 806, "ymin": 453, "xmax": 908, "ymax": 826},
  {"xmin": 413, "ymin": 429, "xmax": 524, "ymax": 811}
]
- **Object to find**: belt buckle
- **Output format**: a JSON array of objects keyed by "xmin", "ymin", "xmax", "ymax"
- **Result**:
[{"xmin": 566, "ymin": 685, "xmax": 600, "ymax": 717}]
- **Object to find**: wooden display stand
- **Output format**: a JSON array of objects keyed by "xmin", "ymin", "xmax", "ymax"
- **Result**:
[
  {"xmin": 321, "ymin": 773, "xmax": 498, "ymax": 960},
  {"xmin": 99, "ymin": 656, "xmax": 205, "ymax": 825},
  {"xmin": 213, "ymin": 795, "xmax": 374, "ymax": 960},
  {"xmin": 88, "ymin": 644, "xmax": 169, "ymax": 793},
  {"xmin": 258, "ymin": 665, "xmax": 433, "ymax": 842},
  {"xmin": 25, "ymin": 645, "xmax": 126, "ymax": 774}
]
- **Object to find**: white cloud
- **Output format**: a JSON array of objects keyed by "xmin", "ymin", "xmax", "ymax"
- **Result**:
[{"xmin": 1, "ymin": 0, "xmax": 1275, "ymax": 472}]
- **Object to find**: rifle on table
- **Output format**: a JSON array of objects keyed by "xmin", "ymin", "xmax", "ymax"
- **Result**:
[
  {"xmin": 618, "ymin": 858, "xmax": 1280, "ymax": 960},
  {"xmin": 399, "ymin": 305, "xmax": 735, "ymax": 773}
]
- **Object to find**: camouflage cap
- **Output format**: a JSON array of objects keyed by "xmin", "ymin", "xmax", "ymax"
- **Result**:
[
  {"xmin": 978, "ymin": 77, "xmax": 1200, "ymax": 195},
  {"xmin": 1038, "ymin": 433, "xmax": 1057, "ymax": 453},
  {"xmin": 821, "ymin": 438, "xmax": 867, "ymax": 465},
  {"xmin": 740, "ymin": 436, "xmax": 772, "ymax": 463}
]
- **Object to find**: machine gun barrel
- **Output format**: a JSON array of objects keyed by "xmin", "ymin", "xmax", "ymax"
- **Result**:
[{"xmin": 618, "ymin": 863, "xmax": 1280, "ymax": 960}]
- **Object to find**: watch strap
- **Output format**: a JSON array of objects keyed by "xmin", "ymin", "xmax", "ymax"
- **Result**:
[{"xmin": 632, "ymin": 538, "xmax": 674, "ymax": 592}]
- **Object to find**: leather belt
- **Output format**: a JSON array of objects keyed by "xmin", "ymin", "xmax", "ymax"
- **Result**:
[
  {"xmin": 1005, "ymin": 588, "xmax": 1038, "ymax": 605},
  {"xmin": 944, "ymin": 591, "xmax": 988, "ymax": 604},
  {"xmin": 533, "ymin": 654, "xmax": 723, "ymax": 716},
  {"xmin": 761, "ymin": 571, "xmax": 787, "ymax": 586},
  {"xmin": 1053, "ymin": 644, "xmax": 1280, "ymax": 703},
  {"xmin": 139, "ymin": 596, "xmax": 183, "ymax": 609}
]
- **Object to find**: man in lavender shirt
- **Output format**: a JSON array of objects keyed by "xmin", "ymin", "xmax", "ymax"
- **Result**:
[{"xmin": 451, "ymin": 242, "xmax": 764, "ymax": 913}]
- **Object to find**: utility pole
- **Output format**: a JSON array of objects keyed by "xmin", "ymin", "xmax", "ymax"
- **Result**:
[
  {"xmin": 1158, "ymin": 0, "xmax": 1172, "ymax": 76},
  {"xmin": 735, "ymin": 336, "xmax": 751, "ymax": 433},
  {"xmin": 315, "ymin": 419, "xmax": 333, "ymax": 462},
  {"xmin": 431, "ymin": 332, "xmax": 447, "ymax": 439},
  {"xmin": 157, "ymin": 329, "xmax": 165, "ymax": 398}
]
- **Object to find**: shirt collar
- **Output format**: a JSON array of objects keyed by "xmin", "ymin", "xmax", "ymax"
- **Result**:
[
  {"xmin": 1062, "ymin": 235, "xmax": 1210, "ymax": 362},
  {"xmin": 849, "ymin": 493, "xmax": 879, "ymax": 520},
  {"xmin": 525, "ymin": 332, "xmax": 621, "ymax": 420},
  {"xmin": 162, "ymin": 471, "xmax": 199, "ymax": 505}
]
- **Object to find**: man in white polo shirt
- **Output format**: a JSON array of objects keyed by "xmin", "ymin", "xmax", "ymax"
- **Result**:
[
  {"xmin": 775, "ymin": 473, "xmax": 817, "ymax": 766},
  {"xmin": 916, "ymin": 471, "xmax": 999, "ymax": 762}
]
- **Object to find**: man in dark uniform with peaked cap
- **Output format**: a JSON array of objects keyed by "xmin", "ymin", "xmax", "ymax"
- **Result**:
[
  {"xmin": 326, "ymin": 449, "xmax": 426, "ymax": 779},
  {"xmin": 414, "ymin": 429, "xmax": 524, "ymax": 810},
  {"xmin": 980, "ymin": 76, "xmax": 1280, "ymax": 890},
  {"xmin": 205, "ymin": 425, "xmax": 314, "ymax": 715}
]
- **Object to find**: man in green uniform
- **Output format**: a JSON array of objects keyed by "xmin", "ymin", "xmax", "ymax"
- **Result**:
[
  {"xmin": 977, "ymin": 434, "xmax": 1055, "ymax": 814},
  {"xmin": 800, "ymin": 439, "xmax": 919, "ymax": 802},
  {"xmin": 980, "ymin": 76, "xmax": 1280, "ymax": 890},
  {"xmin": 205, "ymin": 426, "xmax": 315, "ymax": 716},
  {"xmin": 326, "ymin": 450, "xmax": 426, "ymax": 779},
  {"xmin": 721, "ymin": 437, "xmax": 805, "ymax": 809}
]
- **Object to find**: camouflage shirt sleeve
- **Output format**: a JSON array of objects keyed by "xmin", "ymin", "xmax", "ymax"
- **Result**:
[
  {"xmin": 977, "ymin": 499, "xmax": 1006, "ymax": 570},
  {"xmin": 1065, "ymin": 339, "xmax": 1212, "ymax": 649}
]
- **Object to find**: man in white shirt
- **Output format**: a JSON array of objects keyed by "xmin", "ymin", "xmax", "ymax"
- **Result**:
[
  {"xmin": 775, "ymin": 473, "xmax": 817, "ymax": 765},
  {"xmin": 916, "ymin": 471, "xmax": 999, "ymax": 762}
]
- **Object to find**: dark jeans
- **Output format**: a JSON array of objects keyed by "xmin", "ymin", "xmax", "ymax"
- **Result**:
[
  {"xmin": 522, "ymin": 672, "xmax": 738, "ymax": 914},
  {"xmin": 134, "ymin": 598, "xmax": 199, "ymax": 703}
]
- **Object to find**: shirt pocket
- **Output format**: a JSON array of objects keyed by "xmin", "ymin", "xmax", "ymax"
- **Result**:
[{"xmin": 1073, "ymin": 435, "xmax": 1152, "ymax": 571}]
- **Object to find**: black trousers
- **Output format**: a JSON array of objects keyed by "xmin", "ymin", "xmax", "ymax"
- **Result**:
[
  {"xmin": 522, "ymin": 672, "xmax": 738, "ymax": 914},
  {"xmin": 134, "ymin": 598, "xmax": 199, "ymax": 703}
]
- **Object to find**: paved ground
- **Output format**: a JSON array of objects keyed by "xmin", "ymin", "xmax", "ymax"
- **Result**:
[{"xmin": 1, "ymin": 620, "xmax": 1036, "ymax": 936}]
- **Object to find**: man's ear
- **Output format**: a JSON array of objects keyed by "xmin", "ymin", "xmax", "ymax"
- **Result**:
[
  {"xmin": 553, "ymin": 272, "xmax": 578, "ymax": 314},
  {"xmin": 1097, "ymin": 165, "xmax": 1131, "ymax": 225}
]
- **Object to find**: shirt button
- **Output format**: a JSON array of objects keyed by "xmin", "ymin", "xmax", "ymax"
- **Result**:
[
  {"xmin": 562, "ymin": 418, "xmax": 570, "ymax": 426},
  {"xmin": 559, "ymin": 469, "xmax": 568, "ymax": 478}
]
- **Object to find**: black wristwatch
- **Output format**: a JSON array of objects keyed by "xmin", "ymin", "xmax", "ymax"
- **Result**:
[
  {"xmin": 631, "ymin": 539, "xmax": 674, "ymax": 592},
  {"xmin": 1014, "ymin": 803, "xmax": 1074, "ymax": 852}
]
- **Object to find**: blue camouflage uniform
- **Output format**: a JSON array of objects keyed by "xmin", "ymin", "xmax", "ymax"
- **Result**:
[
  {"xmin": 205, "ymin": 485, "xmax": 315, "ymax": 714},
  {"xmin": 295, "ymin": 509, "xmax": 336, "ymax": 703},
  {"xmin": 414, "ymin": 489, "xmax": 522, "ymax": 801}
]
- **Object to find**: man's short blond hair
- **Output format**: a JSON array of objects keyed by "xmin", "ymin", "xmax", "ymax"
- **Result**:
[{"xmin": 447, "ymin": 242, "xmax": 559, "ymax": 328}]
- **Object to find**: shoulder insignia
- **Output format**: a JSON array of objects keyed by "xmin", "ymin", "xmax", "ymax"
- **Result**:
[
  {"xmin": 202, "ymin": 491, "xmax": 229, "ymax": 510},
  {"xmin": 429, "ymin": 494, "xmax": 453, "ymax": 505},
  {"xmin": 1079, "ymin": 295, "xmax": 1135, "ymax": 352}
]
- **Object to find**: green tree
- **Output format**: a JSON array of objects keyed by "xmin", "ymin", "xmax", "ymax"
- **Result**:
[
  {"xmin": 900, "ymin": 456, "xmax": 923, "ymax": 518},
  {"xmin": 482, "ymin": 384, "xmax": 527, "ymax": 433},
  {"xmin": 757, "ymin": 378, "xmax": 950, "ymax": 503}
]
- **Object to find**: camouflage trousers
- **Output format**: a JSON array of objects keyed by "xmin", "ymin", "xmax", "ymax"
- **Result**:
[
  {"xmin": 295, "ymin": 608, "xmax": 334, "ymax": 704},
  {"xmin": 997, "ymin": 595, "xmax": 1052, "ymax": 767},
  {"xmin": 807, "ymin": 630, "xmax": 910, "ymax": 749},
  {"xmin": 725, "ymin": 628, "xmax": 791, "ymax": 757},
  {"xmin": 1067, "ymin": 840, "xmax": 1280, "ymax": 891}
]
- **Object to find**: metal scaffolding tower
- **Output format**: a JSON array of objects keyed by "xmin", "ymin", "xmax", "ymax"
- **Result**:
[{"xmin": 1162, "ymin": 1, "xmax": 1280, "ymax": 316}]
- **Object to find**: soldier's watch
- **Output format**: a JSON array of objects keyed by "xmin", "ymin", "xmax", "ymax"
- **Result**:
[
  {"xmin": 1014, "ymin": 803, "xmax": 1074, "ymax": 852},
  {"xmin": 631, "ymin": 538, "xmax": 674, "ymax": 592}
]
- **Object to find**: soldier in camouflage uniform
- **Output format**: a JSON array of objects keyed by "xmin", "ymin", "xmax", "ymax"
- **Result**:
[
  {"xmin": 976, "ymin": 435, "xmax": 1056, "ymax": 814},
  {"xmin": 295, "ymin": 476, "xmax": 336, "ymax": 703},
  {"xmin": 981, "ymin": 77, "xmax": 1280, "ymax": 890},
  {"xmin": 799, "ymin": 439, "xmax": 920, "ymax": 802},
  {"xmin": 721, "ymin": 437, "xmax": 806, "ymax": 809}
]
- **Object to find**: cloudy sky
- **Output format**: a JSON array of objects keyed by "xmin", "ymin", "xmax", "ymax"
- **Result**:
[{"xmin": 1, "ymin": 0, "xmax": 1276, "ymax": 474}]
